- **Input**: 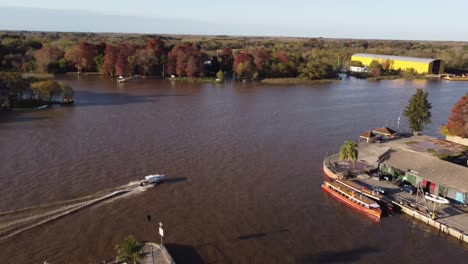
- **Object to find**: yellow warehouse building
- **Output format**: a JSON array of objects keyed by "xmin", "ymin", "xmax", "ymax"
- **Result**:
[{"xmin": 351, "ymin": 53, "xmax": 444, "ymax": 74}]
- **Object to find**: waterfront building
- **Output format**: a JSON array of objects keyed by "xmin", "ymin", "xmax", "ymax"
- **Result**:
[
  {"xmin": 358, "ymin": 136, "xmax": 468, "ymax": 205},
  {"xmin": 351, "ymin": 53, "xmax": 444, "ymax": 74}
]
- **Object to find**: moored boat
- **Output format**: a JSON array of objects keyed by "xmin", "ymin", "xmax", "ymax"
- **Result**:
[
  {"xmin": 443, "ymin": 74, "xmax": 468, "ymax": 81},
  {"xmin": 322, "ymin": 180, "xmax": 382, "ymax": 220}
]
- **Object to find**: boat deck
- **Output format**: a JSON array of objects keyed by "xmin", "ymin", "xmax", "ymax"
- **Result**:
[{"xmin": 327, "ymin": 181, "xmax": 379, "ymax": 206}]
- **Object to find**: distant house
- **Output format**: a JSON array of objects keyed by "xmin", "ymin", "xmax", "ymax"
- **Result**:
[
  {"xmin": 351, "ymin": 53, "xmax": 444, "ymax": 74},
  {"xmin": 350, "ymin": 66, "xmax": 366, "ymax": 73},
  {"xmin": 358, "ymin": 137, "xmax": 468, "ymax": 205},
  {"xmin": 373, "ymin": 127, "xmax": 397, "ymax": 139}
]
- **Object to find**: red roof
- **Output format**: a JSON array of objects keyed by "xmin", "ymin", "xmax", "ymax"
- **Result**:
[
  {"xmin": 373, "ymin": 127, "xmax": 396, "ymax": 136},
  {"xmin": 360, "ymin": 131, "xmax": 376, "ymax": 138}
]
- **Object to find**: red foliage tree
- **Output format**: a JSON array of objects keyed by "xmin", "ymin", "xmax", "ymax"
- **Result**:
[
  {"xmin": 447, "ymin": 94, "xmax": 468, "ymax": 138},
  {"xmin": 115, "ymin": 44, "xmax": 136, "ymax": 76},
  {"xmin": 175, "ymin": 50, "xmax": 188, "ymax": 76},
  {"xmin": 145, "ymin": 38, "xmax": 166, "ymax": 58},
  {"xmin": 274, "ymin": 50, "xmax": 289, "ymax": 64},
  {"xmin": 166, "ymin": 42, "xmax": 202, "ymax": 77},
  {"xmin": 186, "ymin": 56, "xmax": 200, "ymax": 77},
  {"xmin": 252, "ymin": 48, "xmax": 271, "ymax": 72},
  {"xmin": 233, "ymin": 50, "xmax": 253, "ymax": 69},
  {"xmin": 102, "ymin": 44, "xmax": 119, "ymax": 76},
  {"xmin": 233, "ymin": 50, "xmax": 255, "ymax": 79}
]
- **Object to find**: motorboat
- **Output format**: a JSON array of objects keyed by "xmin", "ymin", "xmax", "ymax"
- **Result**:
[
  {"xmin": 139, "ymin": 174, "xmax": 165, "ymax": 186},
  {"xmin": 117, "ymin": 76, "xmax": 127, "ymax": 83}
]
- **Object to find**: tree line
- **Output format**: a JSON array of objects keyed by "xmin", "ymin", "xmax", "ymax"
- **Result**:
[
  {"xmin": 2, "ymin": 32, "xmax": 467, "ymax": 80},
  {"xmin": 0, "ymin": 35, "xmax": 340, "ymax": 80}
]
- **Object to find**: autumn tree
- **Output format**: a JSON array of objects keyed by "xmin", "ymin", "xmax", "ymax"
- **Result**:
[
  {"xmin": 233, "ymin": 50, "xmax": 255, "ymax": 79},
  {"xmin": 252, "ymin": 48, "xmax": 272, "ymax": 77},
  {"xmin": 115, "ymin": 44, "xmax": 136, "ymax": 76},
  {"xmin": 33, "ymin": 46, "xmax": 64, "ymax": 72},
  {"xmin": 134, "ymin": 48, "xmax": 155, "ymax": 76},
  {"xmin": 64, "ymin": 41, "xmax": 97, "ymax": 73},
  {"xmin": 368, "ymin": 60, "xmax": 383, "ymax": 76},
  {"xmin": 102, "ymin": 44, "xmax": 119, "ymax": 76},
  {"xmin": 166, "ymin": 42, "xmax": 202, "ymax": 77},
  {"xmin": 404, "ymin": 89, "xmax": 432, "ymax": 135},
  {"xmin": 447, "ymin": 93, "xmax": 468, "ymax": 138}
]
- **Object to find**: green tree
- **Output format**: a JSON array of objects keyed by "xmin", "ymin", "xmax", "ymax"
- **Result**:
[
  {"xmin": 404, "ymin": 89, "xmax": 432, "ymax": 135},
  {"xmin": 30, "ymin": 80, "xmax": 62, "ymax": 102},
  {"xmin": 216, "ymin": 70, "xmax": 224, "ymax": 80},
  {"xmin": 115, "ymin": 235, "xmax": 144, "ymax": 264},
  {"xmin": 339, "ymin": 140, "xmax": 358, "ymax": 165}
]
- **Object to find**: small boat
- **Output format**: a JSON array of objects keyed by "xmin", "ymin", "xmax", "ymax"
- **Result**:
[
  {"xmin": 117, "ymin": 76, "xmax": 127, "ymax": 83},
  {"xmin": 139, "ymin": 174, "xmax": 165, "ymax": 186},
  {"xmin": 322, "ymin": 181, "xmax": 382, "ymax": 220},
  {"xmin": 443, "ymin": 74, "xmax": 468, "ymax": 81},
  {"xmin": 424, "ymin": 194, "xmax": 450, "ymax": 204}
]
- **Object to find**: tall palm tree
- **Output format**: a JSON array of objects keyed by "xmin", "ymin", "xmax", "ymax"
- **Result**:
[
  {"xmin": 115, "ymin": 235, "xmax": 144, "ymax": 264},
  {"xmin": 339, "ymin": 140, "xmax": 359, "ymax": 167}
]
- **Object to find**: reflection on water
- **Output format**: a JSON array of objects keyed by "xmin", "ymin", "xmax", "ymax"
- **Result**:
[{"xmin": 0, "ymin": 76, "xmax": 467, "ymax": 263}]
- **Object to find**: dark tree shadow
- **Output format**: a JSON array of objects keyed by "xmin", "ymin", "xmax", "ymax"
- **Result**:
[
  {"xmin": 301, "ymin": 246, "xmax": 380, "ymax": 263},
  {"xmin": 165, "ymin": 243, "xmax": 205, "ymax": 264},
  {"xmin": 73, "ymin": 90, "xmax": 159, "ymax": 107}
]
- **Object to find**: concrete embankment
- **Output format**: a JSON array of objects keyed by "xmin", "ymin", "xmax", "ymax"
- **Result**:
[{"xmin": 396, "ymin": 202, "xmax": 468, "ymax": 243}]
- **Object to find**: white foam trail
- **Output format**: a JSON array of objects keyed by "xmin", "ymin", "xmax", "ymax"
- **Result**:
[{"xmin": 0, "ymin": 181, "xmax": 155, "ymax": 240}]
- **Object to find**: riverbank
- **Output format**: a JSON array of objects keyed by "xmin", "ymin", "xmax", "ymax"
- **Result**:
[
  {"xmin": 169, "ymin": 76, "xmax": 223, "ymax": 84},
  {"xmin": 260, "ymin": 78, "xmax": 340, "ymax": 85}
]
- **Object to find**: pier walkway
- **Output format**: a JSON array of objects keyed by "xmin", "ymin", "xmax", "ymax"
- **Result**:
[
  {"xmin": 140, "ymin": 242, "xmax": 175, "ymax": 264},
  {"xmin": 355, "ymin": 177, "xmax": 468, "ymax": 236}
]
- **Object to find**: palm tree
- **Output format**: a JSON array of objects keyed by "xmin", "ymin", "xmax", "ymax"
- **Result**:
[
  {"xmin": 115, "ymin": 235, "xmax": 144, "ymax": 264},
  {"xmin": 339, "ymin": 140, "xmax": 359, "ymax": 168}
]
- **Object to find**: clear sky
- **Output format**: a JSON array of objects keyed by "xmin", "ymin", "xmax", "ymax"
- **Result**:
[{"xmin": 1, "ymin": 0, "xmax": 467, "ymax": 41}]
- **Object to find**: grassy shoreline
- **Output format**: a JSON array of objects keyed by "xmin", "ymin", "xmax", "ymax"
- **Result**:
[{"xmin": 169, "ymin": 77, "xmax": 223, "ymax": 83}]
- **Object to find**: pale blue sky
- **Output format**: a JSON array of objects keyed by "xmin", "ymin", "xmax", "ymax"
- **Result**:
[{"xmin": 0, "ymin": 0, "xmax": 467, "ymax": 40}]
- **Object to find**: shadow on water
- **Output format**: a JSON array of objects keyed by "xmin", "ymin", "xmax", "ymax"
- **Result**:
[
  {"xmin": 301, "ymin": 246, "xmax": 380, "ymax": 263},
  {"xmin": 163, "ymin": 177, "xmax": 188, "ymax": 184},
  {"xmin": 238, "ymin": 228, "xmax": 290, "ymax": 240},
  {"xmin": 165, "ymin": 243, "xmax": 206, "ymax": 264}
]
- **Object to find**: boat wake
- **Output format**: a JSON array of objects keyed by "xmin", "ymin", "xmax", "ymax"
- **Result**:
[{"xmin": 0, "ymin": 181, "xmax": 153, "ymax": 241}]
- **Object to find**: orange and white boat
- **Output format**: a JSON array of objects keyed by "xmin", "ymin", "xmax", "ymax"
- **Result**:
[{"xmin": 322, "ymin": 180, "xmax": 382, "ymax": 220}]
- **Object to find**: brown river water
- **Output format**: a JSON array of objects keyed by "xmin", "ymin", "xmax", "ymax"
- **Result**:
[{"xmin": 0, "ymin": 76, "xmax": 467, "ymax": 263}]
